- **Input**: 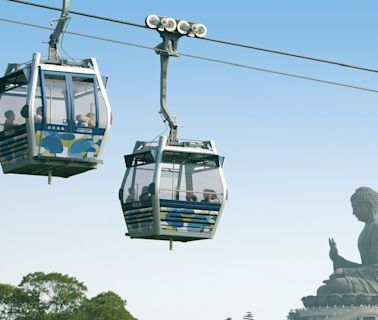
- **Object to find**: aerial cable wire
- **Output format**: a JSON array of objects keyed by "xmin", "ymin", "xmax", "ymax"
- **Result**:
[
  {"xmin": 6, "ymin": 0, "xmax": 147, "ymax": 29},
  {"xmin": 5, "ymin": 0, "xmax": 378, "ymax": 75},
  {"xmin": 0, "ymin": 17, "xmax": 152, "ymax": 50},
  {"xmin": 0, "ymin": 17, "xmax": 377, "ymax": 94},
  {"xmin": 201, "ymin": 37, "xmax": 378, "ymax": 74},
  {"xmin": 170, "ymin": 51, "xmax": 378, "ymax": 94},
  {"xmin": 59, "ymin": 18, "xmax": 76, "ymax": 62}
]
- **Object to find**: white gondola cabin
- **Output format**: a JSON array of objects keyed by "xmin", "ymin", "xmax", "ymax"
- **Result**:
[
  {"xmin": 119, "ymin": 136, "xmax": 227, "ymax": 242},
  {"xmin": 119, "ymin": 15, "xmax": 228, "ymax": 246},
  {"xmin": 0, "ymin": 53, "xmax": 111, "ymax": 178}
]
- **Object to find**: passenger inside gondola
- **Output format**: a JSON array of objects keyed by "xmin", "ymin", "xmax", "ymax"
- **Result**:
[
  {"xmin": 139, "ymin": 186, "xmax": 151, "ymax": 202},
  {"xmin": 76, "ymin": 114, "xmax": 89, "ymax": 127},
  {"xmin": 186, "ymin": 191, "xmax": 198, "ymax": 202},
  {"xmin": 4, "ymin": 110, "xmax": 17, "ymax": 130},
  {"xmin": 86, "ymin": 112, "xmax": 95, "ymax": 128},
  {"xmin": 202, "ymin": 188, "xmax": 219, "ymax": 203},
  {"xmin": 209, "ymin": 192, "xmax": 220, "ymax": 203},
  {"xmin": 126, "ymin": 187, "xmax": 137, "ymax": 203},
  {"xmin": 34, "ymin": 106, "xmax": 42, "ymax": 123}
]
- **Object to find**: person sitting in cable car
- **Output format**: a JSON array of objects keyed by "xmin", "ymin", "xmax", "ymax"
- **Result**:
[
  {"xmin": 139, "ymin": 186, "xmax": 151, "ymax": 202},
  {"xmin": 126, "ymin": 187, "xmax": 137, "ymax": 203},
  {"xmin": 76, "ymin": 114, "xmax": 89, "ymax": 127},
  {"xmin": 186, "ymin": 191, "xmax": 198, "ymax": 202},
  {"xmin": 201, "ymin": 188, "xmax": 220, "ymax": 203},
  {"xmin": 34, "ymin": 106, "xmax": 43, "ymax": 123},
  {"xmin": 4, "ymin": 110, "xmax": 17, "ymax": 130},
  {"xmin": 86, "ymin": 112, "xmax": 95, "ymax": 128},
  {"xmin": 209, "ymin": 192, "xmax": 220, "ymax": 203}
]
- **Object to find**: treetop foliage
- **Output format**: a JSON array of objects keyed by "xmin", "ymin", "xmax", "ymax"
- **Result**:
[{"xmin": 0, "ymin": 272, "xmax": 135, "ymax": 320}]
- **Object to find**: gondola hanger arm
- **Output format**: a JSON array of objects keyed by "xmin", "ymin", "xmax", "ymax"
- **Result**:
[
  {"xmin": 48, "ymin": 0, "xmax": 70, "ymax": 62},
  {"xmin": 145, "ymin": 14, "xmax": 207, "ymax": 143},
  {"xmin": 156, "ymin": 31, "xmax": 181, "ymax": 142}
]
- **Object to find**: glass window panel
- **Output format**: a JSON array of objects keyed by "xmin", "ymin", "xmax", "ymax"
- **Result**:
[
  {"xmin": 97, "ymin": 85, "xmax": 108, "ymax": 128},
  {"xmin": 192, "ymin": 164, "xmax": 223, "ymax": 203},
  {"xmin": 44, "ymin": 75, "xmax": 68, "ymax": 126},
  {"xmin": 160, "ymin": 151, "xmax": 223, "ymax": 202},
  {"xmin": 122, "ymin": 163, "xmax": 155, "ymax": 203},
  {"xmin": 159, "ymin": 162, "xmax": 187, "ymax": 201},
  {"xmin": 160, "ymin": 162, "xmax": 177, "ymax": 200},
  {"xmin": 0, "ymin": 85, "xmax": 28, "ymax": 132},
  {"xmin": 72, "ymin": 77, "xmax": 96, "ymax": 128},
  {"xmin": 34, "ymin": 79, "xmax": 43, "ymax": 124}
]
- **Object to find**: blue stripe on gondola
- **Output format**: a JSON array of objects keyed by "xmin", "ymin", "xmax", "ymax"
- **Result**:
[
  {"xmin": 122, "ymin": 201, "xmax": 152, "ymax": 212},
  {"xmin": 159, "ymin": 199, "xmax": 221, "ymax": 211},
  {"xmin": 0, "ymin": 124, "xmax": 27, "ymax": 141},
  {"xmin": 36, "ymin": 124, "xmax": 106, "ymax": 135}
]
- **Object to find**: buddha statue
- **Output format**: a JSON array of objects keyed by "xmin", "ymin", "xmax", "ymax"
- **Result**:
[{"xmin": 303, "ymin": 187, "xmax": 378, "ymax": 307}]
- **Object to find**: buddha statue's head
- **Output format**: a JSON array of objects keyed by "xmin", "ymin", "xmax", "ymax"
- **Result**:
[{"xmin": 351, "ymin": 187, "xmax": 378, "ymax": 222}]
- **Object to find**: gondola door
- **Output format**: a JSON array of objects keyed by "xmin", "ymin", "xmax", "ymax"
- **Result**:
[
  {"xmin": 36, "ymin": 71, "xmax": 103, "ymax": 161},
  {"xmin": 69, "ymin": 74, "xmax": 101, "ymax": 160},
  {"xmin": 36, "ymin": 71, "xmax": 73, "ymax": 158}
]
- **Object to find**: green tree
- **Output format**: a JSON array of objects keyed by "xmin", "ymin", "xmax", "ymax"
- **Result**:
[
  {"xmin": 77, "ymin": 291, "xmax": 135, "ymax": 320},
  {"xmin": 19, "ymin": 272, "xmax": 87, "ymax": 314},
  {"xmin": 0, "ymin": 283, "xmax": 40, "ymax": 320},
  {"xmin": 0, "ymin": 272, "xmax": 136, "ymax": 320}
]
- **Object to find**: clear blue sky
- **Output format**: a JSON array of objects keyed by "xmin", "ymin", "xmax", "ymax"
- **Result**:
[{"xmin": 1, "ymin": 1, "xmax": 378, "ymax": 319}]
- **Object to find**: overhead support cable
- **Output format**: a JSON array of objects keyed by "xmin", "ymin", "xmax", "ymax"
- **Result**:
[
  {"xmin": 1, "ymin": 17, "xmax": 377, "ymax": 94},
  {"xmin": 5, "ymin": 0, "xmax": 378, "ymax": 75},
  {"xmin": 175, "ymin": 51, "xmax": 378, "ymax": 93},
  {"xmin": 201, "ymin": 37, "xmax": 378, "ymax": 74},
  {"xmin": 6, "ymin": 0, "xmax": 147, "ymax": 29}
]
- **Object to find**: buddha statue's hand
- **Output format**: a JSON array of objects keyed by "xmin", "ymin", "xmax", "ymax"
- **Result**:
[
  {"xmin": 329, "ymin": 268, "xmax": 344, "ymax": 279},
  {"xmin": 322, "ymin": 268, "xmax": 344, "ymax": 284},
  {"xmin": 329, "ymin": 238, "xmax": 338, "ymax": 261}
]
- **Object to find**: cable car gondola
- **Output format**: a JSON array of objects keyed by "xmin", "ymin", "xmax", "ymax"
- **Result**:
[
  {"xmin": 119, "ymin": 15, "xmax": 227, "ymax": 247},
  {"xmin": 0, "ymin": 0, "xmax": 111, "ymax": 183}
]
